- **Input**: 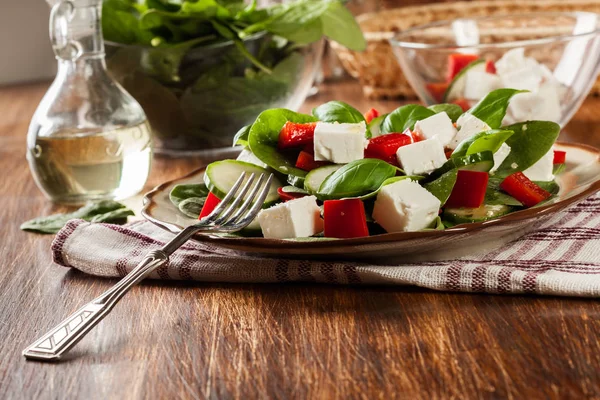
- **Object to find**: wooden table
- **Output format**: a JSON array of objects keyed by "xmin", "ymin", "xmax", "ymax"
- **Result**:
[{"xmin": 1, "ymin": 80, "xmax": 600, "ymax": 399}]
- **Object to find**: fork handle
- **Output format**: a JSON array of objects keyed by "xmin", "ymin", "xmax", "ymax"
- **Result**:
[{"xmin": 22, "ymin": 249, "xmax": 169, "ymax": 361}]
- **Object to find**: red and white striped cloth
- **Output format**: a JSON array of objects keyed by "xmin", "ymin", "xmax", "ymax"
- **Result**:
[{"xmin": 52, "ymin": 193, "xmax": 600, "ymax": 297}]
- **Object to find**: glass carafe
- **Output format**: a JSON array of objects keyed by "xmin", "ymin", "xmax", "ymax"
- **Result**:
[{"xmin": 27, "ymin": 0, "xmax": 152, "ymax": 205}]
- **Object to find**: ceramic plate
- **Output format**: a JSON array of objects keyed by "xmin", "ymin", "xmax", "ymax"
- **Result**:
[{"xmin": 142, "ymin": 142, "xmax": 600, "ymax": 262}]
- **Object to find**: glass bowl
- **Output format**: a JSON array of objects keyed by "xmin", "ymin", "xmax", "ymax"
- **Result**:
[
  {"xmin": 105, "ymin": 35, "xmax": 323, "ymax": 156},
  {"xmin": 389, "ymin": 12, "xmax": 600, "ymax": 128}
]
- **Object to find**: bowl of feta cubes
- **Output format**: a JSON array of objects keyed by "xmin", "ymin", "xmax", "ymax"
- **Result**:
[
  {"xmin": 389, "ymin": 12, "xmax": 600, "ymax": 127},
  {"xmin": 143, "ymin": 94, "xmax": 600, "ymax": 261}
]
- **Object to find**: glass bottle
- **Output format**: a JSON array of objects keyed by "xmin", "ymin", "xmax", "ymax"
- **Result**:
[{"xmin": 27, "ymin": 0, "xmax": 152, "ymax": 205}]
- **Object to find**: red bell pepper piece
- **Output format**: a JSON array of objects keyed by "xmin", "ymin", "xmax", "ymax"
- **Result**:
[
  {"xmin": 452, "ymin": 98, "xmax": 471, "ymax": 112},
  {"xmin": 485, "ymin": 60, "xmax": 497, "ymax": 74},
  {"xmin": 364, "ymin": 108, "xmax": 380, "ymax": 123},
  {"xmin": 199, "ymin": 192, "xmax": 221, "ymax": 219},
  {"xmin": 364, "ymin": 132, "xmax": 413, "ymax": 165},
  {"xmin": 406, "ymin": 128, "xmax": 422, "ymax": 143},
  {"xmin": 426, "ymin": 82, "xmax": 450, "ymax": 102},
  {"xmin": 278, "ymin": 121, "xmax": 317, "ymax": 149},
  {"xmin": 323, "ymin": 199, "xmax": 369, "ymax": 238},
  {"xmin": 444, "ymin": 149, "xmax": 453, "ymax": 159},
  {"xmin": 446, "ymin": 53, "xmax": 480, "ymax": 82},
  {"xmin": 500, "ymin": 172, "xmax": 551, "ymax": 207},
  {"xmin": 553, "ymin": 150, "xmax": 566, "ymax": 164},
  {"xmin": 295, "ymin": 150, "xmax": 328, "ymax": 171},
  {"xmin": 277, "ymin": 187, "xmax": 307, "ymax": 202},
  {"xmin": 445, "ymin": 170, "xmax": 489, "ymax": 208}
]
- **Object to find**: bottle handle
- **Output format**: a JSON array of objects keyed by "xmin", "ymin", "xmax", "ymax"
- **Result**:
[{"xmin": 49, "ymin": 0, "xmax": 82, "ymax": 60}]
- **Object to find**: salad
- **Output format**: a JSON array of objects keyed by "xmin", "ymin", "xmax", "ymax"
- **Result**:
[
  {"xmin": 427, "ymin": 48, "xmax": 565, "ymax": 124},
  {"xmin": 169, "ymin": 88, "xmax": 566, "ymax": 240}
]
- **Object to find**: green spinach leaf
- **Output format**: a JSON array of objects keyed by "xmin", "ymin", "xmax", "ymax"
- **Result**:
[
  {"xmin": 423, "ymin": 169, "xmax": 458, "ymax": 205},
  {"xmin": 495, "ymin": 121, "xmax": 560, "ymax": 178},
  {"xmin": 233, "ymin": 125, "xmax": 251, "ymax": 146},
  {"xmin": 467, "ymin": 88, "xmax": 525, "ymax": 128},
  {"xmin": 248, "ymin": 108, "xmax": 317, "ymax": 176},
  {"xmin": 170, "ymin": 183, "xmax": 210, "ymax": 206},
  {"xmin": 317, "ymin": 159, "xmax": 397, "ymax": 200},
  {"xmin": 485, "ymin": 178, "xmax": 522, "ymax": 206},
  {"xmin": 21, "ymin": 200, "xmax": 134, "ymax": 234},
  {"xmin": 452, "ymin": 129, "xmax": 514, "ymax": 159},
  {"xmin": 312, "ymin": 101, "xmax": 365, "ymax": 124},
  {"xmin": 428, "ymin": 103, "xmax": 462, "ymax": 122},
  {"xmin": 381, "ymin": 105, "xmax": 435, "ymax": 134}
]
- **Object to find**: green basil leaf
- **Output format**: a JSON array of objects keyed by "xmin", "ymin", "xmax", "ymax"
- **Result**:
[
  {"xmin": 485, "ymin": 177, "xmax": 522, "ymax": 206},
  {"xmin": 170, "ymin": 183, "xmax": 210, "ymax": 207},
  {"xmin": 467, "ymin": 88, "xmax": 526, "ymax": 128},
  {"xmin": 312, "ymin": 101, "xmax": 365, "ymax": 124},
  {"xmin": 422, "ymin": 216, "xmax": 445, "ymax": 231},
  {"xmin": 347, "ymin": 175, "xmax": 423, "ymax": 200},
  {"xmin": 553, "ymin": 163, "xmax": 566, "ymax": 175},
  {"xmin": 20, "ymin": 200, "xmax": 134, "ymax": 234},
  {"xmin": 233, "ymin": 125, "xmax": 251, "ymax": 147},
  {"xmin": 452, "ymin": 129, "xmax": 514, "ymax": 159},
  {"xmin": 533, "ymin": 180, "xmax": 560, "ymax": 195},
  {"xmin": 423, "ymin": 169, "xmax": 458, "ymax": 205},
  {"xmin": 317, "ymin": 159, "xmax": 397, "ymax": 200},
  {"xmin": 494, "ymin": 121, "xmax": 560, "ymax": 178},
  {"xmin": 381, "ymin": 105, "xmax": 435, "ymax": 134},
  {"xmin": 428, "ymin": 103, "xmax": 462, "ymax": 122},
  {"xmin": 248, "ymin": 108, "xmax": 317, "ymax": 176}
]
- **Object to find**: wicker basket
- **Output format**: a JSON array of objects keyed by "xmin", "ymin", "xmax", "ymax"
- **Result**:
[{"xmin": 331, "ymin": 0, "xmax": 600, "ymax": 99}]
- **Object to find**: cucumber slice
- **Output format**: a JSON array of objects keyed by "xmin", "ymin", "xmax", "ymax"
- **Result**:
[
  {"xmin": 287, "ymin": 174, "xmax": 305, "ymax": 188},
  {"xmin": 204, "ymin": 160, "xmax": 281, "ymax": 206},
  {"xmin": 429, "ymin": 151, "xmax": 494, "ymax": 181},
  {"xmin": 443, "ymin": 59, "xmax": 486, "ymax": 102},
  {"xmin": 304, "ymin": 165, "xmax": 343, "ymax": 194},
  {"xmin": 443, "ymin": 204, "xmax": 513, "ymax": 224}
]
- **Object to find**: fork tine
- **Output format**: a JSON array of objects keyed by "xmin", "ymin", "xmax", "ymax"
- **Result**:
[
  {"xmin": 200, "ymin": 172, "xmax": 247, "ymax": 223},
  {"xmin": 226, "ymin": 174, "xmax": 274, "ymax": 231},
  {"xmin": 227, "ymin": 173, "xmax": 269, "ymax": 224},
  {"xmin": 212, "ymin": 173, "xmax": 256, "ymax": 225}
]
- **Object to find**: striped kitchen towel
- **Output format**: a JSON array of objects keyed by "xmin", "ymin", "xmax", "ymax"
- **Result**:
[{"xmin": 51, "ymin": 194, "xmax": 600, "ymax": 297}]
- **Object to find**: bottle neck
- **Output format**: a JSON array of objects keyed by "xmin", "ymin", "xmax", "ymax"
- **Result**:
[{"xmin": 50, "ymin": 0, "xmax": 104, "ymax": 61}]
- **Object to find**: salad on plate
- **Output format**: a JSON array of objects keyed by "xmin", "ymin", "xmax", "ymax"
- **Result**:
[{"xmin": 169, "ymin": 88, "xmax": 566, "ymax": 240}]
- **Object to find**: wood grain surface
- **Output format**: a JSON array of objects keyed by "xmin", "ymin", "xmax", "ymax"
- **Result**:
[{"xmin": 1, "ymin": 78, "xmax": 600, "ymax": 400}]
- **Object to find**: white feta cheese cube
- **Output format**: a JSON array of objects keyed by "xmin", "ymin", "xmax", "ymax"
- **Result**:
[
  {"xmin": 396, "ymin": 137, "xmax": 447, "ymax": 176},
  {"xmin": 413, "ymin": 112, "xmax": 457, "ymax": 147},
  {"xmin": 506, "ymin": 82, "xmax": 562, "ymax": 124},
  {"xmin": 236, "ymin": 148, "xmax": 268, "ymax": 169},
  {"xmin": 523, "ymin": 149, "xmax": 554, "ymax": 182},
  {"xmin": 495, "ymin": 48, "xmax": 526, "ymax": 75},
  {"xmin": 257, "ymin": 195, "xmax": 324, "ymax": 239},
  {"xmin": 490, "ymin": 143, "xmax": 511, "ymax": 173},
  {"xmin": 464, "ymin": 70, "xmax": 502, "ymax": 100},
  {"xmin": 372, "ymin": 179, "xmax": 441, "ymax": 233},
  {"xmin": 500, "ymin": 65, "xmax": 543, "ymax": 92},
  {"xmin": 313, "ymin": 121, "xmax": 366, "ymax": 163},
  {"xmin": 449, "ymin": 113, "xmax": 491, "ymax": 150}
]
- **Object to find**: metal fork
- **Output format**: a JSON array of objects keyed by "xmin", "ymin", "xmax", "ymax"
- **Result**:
[{"xmin": 23, "ymin": 172, "xmax": 273, "ymax": 362}]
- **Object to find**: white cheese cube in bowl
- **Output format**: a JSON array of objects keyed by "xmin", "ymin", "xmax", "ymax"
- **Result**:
[
  {"xmin": 499, "ymin": 65, "xmax": 543, "ymax": 92},
  {"xmin": 490, "ymin": 143, "xmax": 511, "ymax": 173},
  {"xmin": 506, "ymin": 82, "xmax": 562, "ymax": 125},
  {"xmin": 396, "ymin": 137, "xmax": 447, "ymax": 176},
  {"xmin": 449, "ymin": 113, "xmax": 491, "ymax": 150},
  {"xmin": 314, "ymin": 121, "xmax": 366, "ymax": 164},
  {"xmin": 495, "ymin": 48, "xmax": 526, "ymax": 75},
  {"xmin": 413, "ymin": 112, "xmax": 457, "ymax": 147},
  {"xmin": 257, "ymin": 195, "xmax": 324, "ymax": 239},
  {"xmin": 523, "ymin": 149, "xmax": 554, "ymax": 182},
  {"xmin": 372, "ymin": 179, "xmax": 441, "ymax": 233},
  {"xmin": 464, "ymin": 70, "xmax": 502, "ymax": 100}
]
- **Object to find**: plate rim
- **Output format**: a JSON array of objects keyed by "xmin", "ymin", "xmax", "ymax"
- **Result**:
[{"xmin": 142, "ymin": 141, "xmax": 600, "ymax": 250}]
